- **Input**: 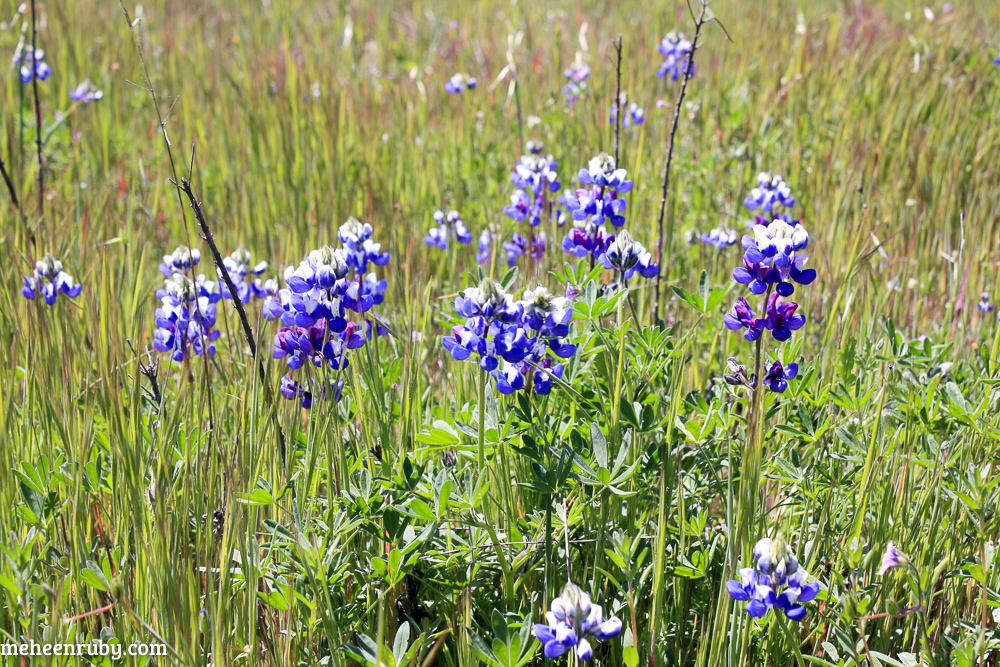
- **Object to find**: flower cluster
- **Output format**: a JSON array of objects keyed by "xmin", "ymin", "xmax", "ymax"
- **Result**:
[
  {"xmin": 17, "ymin": 46, "xmax": 51, "ymax": 84},
  {"xmin": 727, "ymin": 537, "xmax": 819, "ymax": 622},
  {"xmin": 609, "ymin": 94, "xmax": 645, "ymax": 129},
  {"xmin": 218, "ymin": 246, "xmax": 270, "ymax": 302},
  {"xmin": 701, "ymin": 227, "xmax": 738, "ymax": 249},
  {"xmin": 978, "ymin": 291, "xmax": 993, "ymax": 313},
  {"xmin": 21, "ymin": 254, "xmax": 82, "ymax": 305},
  {"xmin": 424, "ymin": 208, "xmax": 472, "ymax": 250},
  {"xmin": 503, "ymin": 232, "xmax": 546, "ymax": 268},
  {"xmin": 744, "ymin": 172, "xmax": 795, "ymax": 213},
  {"xmin": 656, "ymin": 32, "xmax": 694, "ymax": 81},
  {"xmin": 476, "ymin": 227, "xmax": 497, "ymax": 265},
  {"xmin": 562, "ymin": 62, "xmax": 590, "ymax": 105},
  {"xmin": 441, "ymin": 279, "xmax": 576, "ymax": 395},
  {"xmin": 534, "ymin": 583, "xmax": 622, "ymax": 661},
  {"xmin": 70, "ymin": 79, "xmax": 104, "ymax": 104},
  {"xmin": 445, "ymin": 72, "xmax": 477, "ymax": 94},
  {"xmin": 504, "ymin": 141, "xmax": 563, "ymax": 228},
  {"xmin": 598, "ymin": 230, "xmax": 658, "ymax": 280},
  {"xmin": 264, "ymin": 219, "xmax": 388, "ymax": 408},
  {"xmin": 762, "ymin": 360, "xmax": 798, "ymax": 393},
  {"xmin": 562, "ymin": 153, "xmax": 633, "ymax": 229},
  {"xmin": 726, "ymin": 174, "xmax": 814, "ymax": 346},
  {"xmin": 724, "ymin": 292, "xmax": 805, "ymax": 342},
  {"xmin": 152, "ymin": 247, "xmax": 222, "ymax": 362}
]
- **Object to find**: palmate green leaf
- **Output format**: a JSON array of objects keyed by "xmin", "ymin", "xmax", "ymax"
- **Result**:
[{"xmin": 466, "ymin": 628, "xmax": 498, "ymax": 665}]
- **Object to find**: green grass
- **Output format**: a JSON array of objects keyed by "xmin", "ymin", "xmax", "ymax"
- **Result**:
[{"xmin": 1, "ymin": 0, "xmax": 999, "ymax": 665}]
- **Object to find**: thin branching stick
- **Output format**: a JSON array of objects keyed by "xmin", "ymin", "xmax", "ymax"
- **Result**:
[
  {"xmin": 172, "ymin": 150, "xmax": 288, "ymax": 468},
  {"xmin": 30, "ymin": 0, "xmax": 43, "ymax": 214}
]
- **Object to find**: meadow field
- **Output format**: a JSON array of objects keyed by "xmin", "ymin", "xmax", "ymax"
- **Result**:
[{"xmin": 1, "ymin": 0, "xmax": 999, "ymax": 665}]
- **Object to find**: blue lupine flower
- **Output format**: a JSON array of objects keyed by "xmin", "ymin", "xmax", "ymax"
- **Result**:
[
  {"xmin": 609, "ymin": 96, "xmax": 645, "ymax": 128},
  {"xmin": 160, "ymin": 245, "xmax": 202, "ymax": 277},
  {"xmin": 978, "ymin": 291, "xmax": 994, "ymax": 313},
  {"xmin": 701, "ymin": 227, "xmax": 738, "ymax": 248},
  {"xmin": 656, "ymin": 32, "xmax": 694, "ymax": 81},
  {"xmin": 16, "ymin": 46, "xmax": 51, "ymax": 84},
  {"xmin": 502, "ymin": 233, "xmax": 546, "ymax": 267},
  {"xmin": 443, "ymin": 281, "xmax": 576, "ymax": 394},
  {"xmin": 762, "ymin": 360, "xmax": 798, "ymax": 393},
  {"xmin": 218, "ymin": 246, "xmax": 269, "ymax": 302},
  {"xmin": 505, "ymin": 143, "xmax": 562, "ymax": 228},
  {"xmin": 562, "ymin": 62, "xmax": 590, "ymax": 105},
  {"xmin": 534, "ymin": 583, "xmax": 622, "ymax": 661},
  {"xmin": 21, "ymin": 254, "xmax": 82, "ymax": 305},
  {"xmin": 265, "ymin": 220, "xmax": 389, "ymax": 408},
  {"xmin": 733, "ymin": 219, "xmax": 814, "ymax": 297},
  {"xmin": 723, "ymin": 297, "xmax": 765, "ymax": 342},
  {"xmin": 445, "ymin": 72, "xmax": 477, "ymax": 94},
  {"xmin": 726, "ymin": 537, "xmax": 819, "ymax": 622},
  {"xmin": 424, "ymin": 208, "xmax": 472, "ymax": 250},
  {"xmin": 70, "ymin": 79, "xmax": 103, "ymax": 104},
  {"xmin": 763, "ymin": 293, "xmax": 805, "ymax": 341},
  {"xmin": 563, "ymin": 153, "xmax": 633, "ymax": 228},
  {"xmin": 338, "ymin": 217, "xmax": 390, "ymax": 272},
  {"xmin": 994, "ymin": 50, "xmax": 1000, "ymax": 66},
  {"xmin": 598, "ymin": 230, "xmax": 658, "ymax": 280},
  {"xmin": 878, "ymin": 541, "xmax": 909, "ymax": 576},
  {"xmin": 562, "ymin": 223, "xmax": 612, "ymax": 259},
  {"xmin": 152, "ymin": 273, "xmax": 222, "ymax": 362},
  {"xmin": 744, "ymin": 172, "xmax": 795, "ymax": 212},
  {"xmin": 475, "ymin": 228, "xmax": 496, "ymax": 265}
]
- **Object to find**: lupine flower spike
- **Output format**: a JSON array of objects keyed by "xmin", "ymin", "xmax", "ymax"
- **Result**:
[
  {"xmin": 562, "ymin": 62, "xmax": 590, "ymax": 105},
  {"xmin": 70, "ymin": 79, "xmax": 104, "ymax": 104},
  {"xmin": 701, "ymin": 227, "xmax": 738, "ymax": 249},
  {"xmin": 21, "ymin": 254, "xmax": 82, "ymax": 305},
  {"xmin": 441, "ymin": 279, "xmax": 576, "ymax": 395},
  {"xmin": 978, "ymin": 291, "xmax": 994, "ymax": 313},
  {"xmin": 504, "ymin": 141, "xmax": 563, "ymax": 230},
  {"xmin": 656, "ymin": 32, "xmax": 694, "ymax": 81},
  {"xmin": 424, "ymin": 208, "xmax": 472, "ymax": 250},
  {"xmin": 17, "ymin": 46, "xmax": 51, "ymax": 83},
  {"xmin": 263, "ymin": 218, "xmax": 388, "ymax": 408},
  {"xmin": 445, "ymin": 72, "xmax": 477, "ymax": 94},
  {"xmin": 218, "ymin": 246, "xmax": 269, "ymax": 302},
  {"xmin": 534, "ymin": 583, "xmax": 622, "ymax": 661},
  {"xmin": 727, "ymin": 537, "xmax": 819, "ymax": 621}
]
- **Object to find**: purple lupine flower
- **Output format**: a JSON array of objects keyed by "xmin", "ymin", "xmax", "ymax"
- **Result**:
[
  {"xmin": 656, "ymin": 32, "xmax": 694, "ymax": 81},
  {"xmin": 265, "ymin": 219, "xmax": 389, "ymax": 408},
  {"xmin": 424, "ymin": 208, "xmax": 472, "ymax": 250},
  {"xmin": 562, "ymin": 223, "xmax": 612, "ymax": 259},
  {"xmin": 16, "ymin": 46, "xmax": 51, "ymax": 84},
  {"xmin": 701, "ymin": 227, "xmax": 738, "ymax": 249},
  {"xmin": 994, "ymin": 49, "xmax": 1000, "ymax": 66},
  {"xmin": 978, "ymin": 291, "xmax": 994, "ymax": 313},
  {"xmin": 475, "ymin": 228, "xmax": 497, "ymax": 265},
  {"xmin": 444, "ymin": 72, "xmax": 477, "ymax": 94},
  {"xmin": 744, "ymin": 172, "xmax": 795, "ymax": 212},
  {"xmin": 562, "ymin": 153, "xmax": 633, "ymax": 229},
  {"xmin": 502, "ymin": 233, "xmax": 546, "ymax": 267},
  {"xmin": 70, "ymin": 79, "xmax": 104, "ymax": 104},
  {"xmin": 21, "ymin": 254, "xmax": 82, "ymax": 305},
  {"xmin": 598, "ymin": 230, "xmax": 658, "ymax": 279},
  {"xmin": 723, "ymin": 297, "xmax": 766, "ymax": 342},
  {"xmin": 878, "ymin": 541, "xmax": 909, "ymax": 575},
  {"xmin": 505, "ymin": 143, "xmax": 562, "ymax": 228},
  {"xmin": 763, "ymin": 293, "xmax": 805, "ymax": 341},
  {"xmin": 609, "ymin": 95, "xmax": 645, "ymax": 128},
  {"xmin": 218, "ymin": 246, "xmax": 269, "ymax": 302},
  {"xmin": 562, "ymin": 62, "xmax": 590, "ymax": 105},
  {"xmin": 534, "ymin": 583, "xmax": 622, "ymax": 661},
  {"xmin": 152, "ymin": 273, "xmax": 222, "ymax": 362},
  {"xmin": 443, "ymin": 281, "xmax": 576, "ymax": 395},
  {"xmin": 160, "ymin": 245, "xmax": 202, "ymax": 277},
  {"xmin": 762, "ymin": 360, "xmax": 798, "ymax": 393},
  {"xmin": 727, "ymin": 537, "xmax": 819, "ymax": 622}
]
